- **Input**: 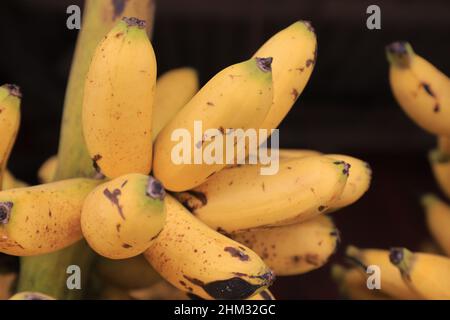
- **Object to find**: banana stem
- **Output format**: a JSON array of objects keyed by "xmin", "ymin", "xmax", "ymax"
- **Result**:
[{"xmin": 16, "ymin": 0, "xmax": 156, "ymax": 299}]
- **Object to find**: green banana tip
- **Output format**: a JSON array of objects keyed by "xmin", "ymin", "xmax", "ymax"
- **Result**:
[
  {"xmin": 389, "ymin": 247, "xmax": 414, "ymax": 277},
  {"xmin": 1, "ymin": 84, "xmax": 22, "ymax": 98},
  {"xmin": 386, "ymin": 41, "xmax": 414, "ymax": 68},
  {"xmin": 122, "ymin": 17, "xmax": 146, "ymax": 29},
  {"xmin": 255, "ymin": 57, "xmax": 273, "ymax": 73}
]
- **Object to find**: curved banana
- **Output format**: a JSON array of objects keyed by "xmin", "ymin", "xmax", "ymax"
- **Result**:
[
  {"xmin": 81, "ymin": 174, "xmax": 166, "ymax": 259},
  {"xmin": 428, "ymin": 149, "xmax": 450, "ymax": 199},
  {"xmin": 326, "ymin": 154, "xmax": 371, "ymax": 210},
  {"xmin": 95, "ymin": 255, "xmax": 161, "ymax": 290},
  {"xmin": 2, "ymin": 170, "xmax": 28, "ymax": 190},
  {"xmin": 253, "ymin": 20, "xmax": 317, "ymax": 130},
  {"xmin": 176, "ymin": 156, "xmax": 349, "ymax": 233},
  {"xmin": 38, "ymin": 156, "xmax": 58, "ymax": 184},
  {"xmin": 9, "ymin": 291, "xmax": 55, "ymax": 300},
  {"xmin": 390, "ymin": 247, "xmax": 450, "ymax": 299},
  {"xmin": 421, "ymin": 194, "xmax": 450, "ymax": 256},
  {"xmin": 386, "ymin": 42, "xmax": 450, "ymax": 135},
  {"xmin": 152, "ymin": 67, "xmax": 199, "ymax": 139},
  {"xmin": 345, "ymin": 246, "xmax": 419, "ymax": 299},
  {"xmin": 0, "ymin": 84, "xmax": 21, "ymax": 190},
  {"xmin": 232, "ymin": 216, "xmax": 339, "ymax": 276},
  {"xmin": 0, "ymin": 178, "xmax": 101, "ymax": 256},
  {"xmin": 153, "ymin": 57, "xmax": 273, "ymax": 192},
  {"xmin": 83, "ymin": 17, "xmax": 157, "ymax": 178},
  {"xmin": 144, "ymin": 195, "xmax": 274, "ymax": 300}
]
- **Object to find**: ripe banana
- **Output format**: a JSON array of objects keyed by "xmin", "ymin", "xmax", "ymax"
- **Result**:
[
  {"xmin": 428, "ymin": 149, "xmax": 450, "ymax": 199},
  {"xmin": 176, "ymin": 156, "xmax": 349, "ymax": 233},
  {"xmin": 94, "ymin": 254, "xmax": 161, "ymax": 290},
  {"xmin": 390, "ymin": 247, "xmax": 450, "ymax": 299},
  {"xmin": 421, "ymin": 194, "xmax": 450, "ymax": 256},
  {"xmin": 9, "ymin": 291, "xmax": 55, "ymax": 300},
  {"xmin": 153, "ymin": 57, "xmax": 273, "ymax": 192},
  {"xmin": 253, "ymin": 20, "xmax": 317, "ymax": 130},
  {"xmin": 81, "ymin": 174, "xmax": 166, "ymax": 259},
  {"xmin": 345, "ymin": 246, "xmax": 419, "ymax": 299},
  {"xmin": 326, "ymin": 154, "xmax": 371, "ymax": 210},
  {"xmin": 232, "ymin": 215, "xmax": 339, "ymax": 276},
  {"xmin": 0, "ymin": 178, "xmax": 101, "ymax": 256},
  {"xmin": 57, "ymin": 0, "xmax": 155, "ymax": 180},
  {"xmin": 38, "ymin": 156, "xmax": 58, "ymax": 184},
  {"xmin": 2, "ymin": 170, "xmax": 27, "ymax": 190},
  {"xmin": 144, "ymin": 195, "xmax": 274, "ymax": 300},
  {"xmin": 82, "ymin": 17, "xmax": 157, "ymax": 178},
  {"xmin": 152, "ymin": 67, "xmax": 199, "ymax": 139},
  {"xmin": 0, "ymin": 84, "xmax": 21, "ymax": 190},
  {"xmin": 386, "ymin": 42, "xmax": 450, "ymax": 135}
]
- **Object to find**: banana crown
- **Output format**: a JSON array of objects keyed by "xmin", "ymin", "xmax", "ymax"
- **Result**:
[{"xmin": 386, "ymin": 41, "xmax": 414, "ymax": 68}]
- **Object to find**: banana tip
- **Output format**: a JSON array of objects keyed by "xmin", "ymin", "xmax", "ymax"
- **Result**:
[
  {"xmin": 3, "ymin": 84, "xmax": 21, "ymax": 98},
  {"xmin": 420, "ymin": 193, "xmax": 439, "ymax": 208},
  {"xmin": 386, "ymin": 41, "xmax": 413, "ymax": 67},
  {"xmin": 122, "ymin": 17, "xmax": 146, "ymax": 29},
  {"xmin": 255, "ymin": 57, "xmax": 273, "ymax": 73},
  {"xmin": 146, "ymin": 176, "xmax": 166, "ymax": 201},
  {"xmin": 0, "ymin": 202, "xmax": 13, "ymax": 225}
]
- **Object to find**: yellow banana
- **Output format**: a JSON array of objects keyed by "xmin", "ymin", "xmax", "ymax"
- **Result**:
[
  {"xmin": 253, "ymin": 20, "xmax": 317, "ymax": 130},
  {"xmin": 421, "ymin": 194, "xmax": 450, "ymax": 256},
  {"xmin": 0, "ymin": 178, "xmax": 101, "ymax": 256},
  {"xmin": 38, "ymin": 155, "xmax": 58, "ymax": 184},
  {"xmin": 345, "ymin": 246, "xmax": 420, "ymax": 299},
  {"xmin": 232, "ymin": 215, "xmax": 339, "ymax": 276},
  {"xmin": 95, "ymin": 254, "xmax": 161, "ymax": 290},
  {"xmin": 326, "ymin": 154, "xmax": 371, "ymax": 210},
  {"xmin": 153, "ymin": 57, "xmax": 273, "ymax": 192},
  {"xmin": 0, "ymin": 84, "xmax": 21, "ymax": 190},
  {"xmin": 9, "ymin": 291, "xmax": 55, "ymax": 300},
  {"xmin": 2, "ymin": 170, "xmax": 27, "ymax": 190},
  {"xmin": 0, "ymin": 273, "xmax": 15, "ymax": 300},
  {"xmin": 57, "ymin": 0, "xmax": 155, "ymax": 180},
  {"xmin": 144, "ymin": 195, "xmax": 274, "ymax": 300},
  {"xmin": 152, "ymin": 67, "xmax": 199, "ymax": 139},
  {"xmin": 390, "ymin": 247, "xmax": 450, "ymax": 299},
  {"xmin": 386, "ymin": 42, "xmax": 450, "ymax": 135},
  {"xmin": 278, "ymin": 148, "xmax": 322, "ymax": 159},
  {"xmin": 81, "ymin": 174, "xmax": 166, "ymax": 259},
  {"xmin": 176, "ymin": 156, "xmax": 348, "ymax": 233},
  {"xmin": 83, "ymin": 17, "xmax": 157, "ymax": 178},
  {"xmin": 428, "ymin": 149, "xmax": 450, "ymax": 199}
]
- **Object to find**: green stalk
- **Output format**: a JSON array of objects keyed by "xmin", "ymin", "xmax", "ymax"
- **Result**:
[{"xmin": 17, "ymin": 0, "xmax": 155, "ymax": 299}]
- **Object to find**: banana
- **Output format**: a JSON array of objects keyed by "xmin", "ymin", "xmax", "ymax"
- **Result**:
[
  {"xmin": 153, "ymin": 57, "xmax": 273, "ymax": 192},
  {"xmin": 386, "ymin": 42, "xmax": 450, "ymax": 135},
  {"xmin": 390, "ymin": 247, "xmax": 450, "ymax": 299},
  {"xmin": 152, "ymin": 67, "xmax": 199, "ymax": 140},
  {"xmin": 9, "ymin": 291, "xmax": 55, "ymax": 300},
  {"xmin": 232, "ymin": 216, "xmax": 339, "ymax": 276},
  {"xmin": 176, "ymin": 156, "xmax": 348, "ymax": 233},
  {"xmin": 0, "ymin": 84, "xmax": 21, "ymax": 190},
  {"xmin": 345, "ymin": 246, "xmax": 420, "ymax": 299},
  {"xmin": 2, "ymin": 170, "xmax": 27, "ymax": 190},
  {"xmin": 428, "ymin": 149, "xmax": 450, "ymax": 199},
  {"xmin": 82, "ymin": 17, "xmax": 157, "ymax": 178},
  {"xmin": 0, "ymin": 178, "xmax": 101, "ymax": 256},
  {"xmin": 38, "ymin": 156, "xmax": 58, "ymax": 184},
  {"xmin": 81, "ymin": 174, "xmax": 166, "ymax": 259},
  {"xmin": 326, "ymin": 154, "xmax": 371, "ymax": 210},
  {"xmin": 278, "ymin": 148, "xmax": 322, "ymax": 159},
  {"xmin": 144, "ymin": 195, "xmax": 274, "ymax": 300},
  {"xmin": 57, "ymin": 0, "xmax": 155, "ymax": 180},
  {"xmin": 253, "ymin": 20, "xmax": 317, "ymax": 130},
  {"xmin": 0, "ymin": 273, "xmax": 15, "ymax": 300},
  {"xmin": 421, "ymin": 194, "xmax": 450, "ymax": 256},
  {"xmin": 331, "ymin": 265, "xmax": 391, "ymax": 300},
  {"xmin": 95, "ymin": 255, "xmax": 161, "ymax": 290}
]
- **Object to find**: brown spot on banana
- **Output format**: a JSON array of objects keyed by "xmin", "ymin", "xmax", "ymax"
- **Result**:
[
  {"xmin": 224, "ymin": 247, "xmax": 250, "ymax": 261},
  {"xmin": 103, "ymin": 188, "xmax": 125, "ymax": 220}
]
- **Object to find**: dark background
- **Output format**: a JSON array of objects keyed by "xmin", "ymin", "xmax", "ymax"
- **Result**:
[{"xmin": 0, "ymin": 0, "xmax": 449, "ymax": 299}]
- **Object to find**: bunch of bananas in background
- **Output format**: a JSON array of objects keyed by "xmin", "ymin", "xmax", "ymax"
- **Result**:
[
  {"xmin": 0, "ymin": 0, "xmax": 372, "ymax": 300},
  {"xmin": 333, "ymin": 41, "xmax": 450, "ymax": 300}
]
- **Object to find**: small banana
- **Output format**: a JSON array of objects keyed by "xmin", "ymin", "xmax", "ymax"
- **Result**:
[
  {"xmin": 386, "ymin": 42, "xmax": 450, "ymax": 135},
  {"xmin": 232, "ymin": 216, "xmax": 339, "ymax": 276},
  {"xmin": 326, "ymin": 154, "xmax": 371, "ymax": 210},
  {"xmin": 421, "ymin": 194, "xmax": 450, "ymax": 256},
  {"xmin": 0, "ymin": 84, "xmax": 21, "ymax": 190},
  {"xmin": 176, "ymin": 156, "xmax": 348, "ymax": 233},
  {"xmin": 82, "ymin": 17, "xmax": 157, "ymax": 178},
  {"xmin": 81, "ymin": 174, "xmax": 166, "ymax": 259},
  {"xmin": 9, "ymin": 291, "xmax": 55, "ymax": 300},
  {"xmin": 152, "ymin": 67, "xmax": 199, "ymax": 139},
  {"xmin": 38, "ymin": 155, "xmax": 58, "ymax": 184},
  {"xmin": 253, "ymin": 20, "xmax": 317, "ymax": 130},
  {"xmin": 345, "ymin": 246, "xmax": 419, "ymax": 299},
  {"xmin": 0, "ymin": 178, "xmax": 101, "ymax": 256},
  {"xmin": 153, "ymin": 57, "xmax": 273, "ymax": 192},
  {"xmin": 2, "ymin": 170, "xmax": 27, "ymax": 190},
  {"xmin": 144, "ymin": 195, "xmax": 274, "ymax": 300},
  {"xmin": 390, "ymin": 247, "xmax": 450, "ymax": 299},
  {"xmin": 428, "ymin": 149, "xmax": 450, "ymax": 199}
]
